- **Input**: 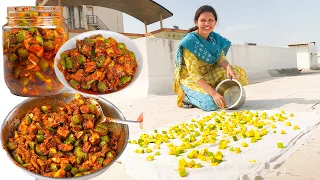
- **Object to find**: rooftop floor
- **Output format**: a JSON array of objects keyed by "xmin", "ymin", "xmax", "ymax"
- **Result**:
[{"xmin": 95, "ymin": 71, "xmax": 320, "ymax": 180}]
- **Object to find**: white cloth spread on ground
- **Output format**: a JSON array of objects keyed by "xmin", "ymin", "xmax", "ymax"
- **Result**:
[{"xmin": 120, "ymin": 110, "xmax": 320, "ymax": 180}]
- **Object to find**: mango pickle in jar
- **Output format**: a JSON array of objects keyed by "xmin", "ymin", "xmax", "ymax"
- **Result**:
[{"xmin": 2, "ymin": 6, "xmax": 68, "ymax": 96}]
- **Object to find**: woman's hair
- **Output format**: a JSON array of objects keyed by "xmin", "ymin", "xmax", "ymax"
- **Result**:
[{"xmin": 187, "ymin": 5, "xmax": 218, "ymax": 33}]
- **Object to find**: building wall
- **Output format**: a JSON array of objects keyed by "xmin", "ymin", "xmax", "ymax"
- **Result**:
[
  {"xmin": 144, "ymin": 38, "xmax": 180, "ymax": 94},
  {"xmin": 309, "ymin": 43, "xmax": 318, "ymax": 66},
  {"xmin": 289, "ymin": 44, "xmax": 318, "ymax": 70},
  {"xmin": 164, "ymin": 31, "xmax": 186, "ymax": 40},
  {"xmin": 227, "ymin": 45, "xmax": 298, "ymax": 79},
  {"xmin": 294, "ymin": 46, "xmax": 312, "ymax": 69},
  {"xmin": 62, "ymin": 6, "xmax": 124, "ymax": 32},
  {"xmin": 131, "ymin": 38, "xmax": 299, "ymax": 95},
  {"xmin": 145, "ymin": 30, "xmax": 186, "ymax": 40},
  {"xmin": 91, "ymin": 6, "xmax": 124, "ymax": 32}
]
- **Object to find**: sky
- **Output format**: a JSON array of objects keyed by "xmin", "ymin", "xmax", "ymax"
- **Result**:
[
  {"xmin": 122, "ymin": 0, "xmax": 320, "ymax": 48},
  {"xmin": 0, "ymin": 0, "xmax": 320, "ymax": 50}
]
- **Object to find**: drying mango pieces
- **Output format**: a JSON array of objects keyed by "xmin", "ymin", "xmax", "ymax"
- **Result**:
[{"xmin": 129, "ymin": 110, "xmax": 298, "ymax": 177}]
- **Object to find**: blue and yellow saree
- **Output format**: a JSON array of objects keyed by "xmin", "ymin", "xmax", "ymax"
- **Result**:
[{"xmin": 173, "ymin": 31, "xmax": 249, "ymax": 111}]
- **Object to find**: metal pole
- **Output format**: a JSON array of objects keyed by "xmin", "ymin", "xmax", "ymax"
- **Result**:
[
  {"xmin": 159, "ymin": 13, "xmax": 163, "ymax": 29},
  {"xmin": 58, "ymin": 0, "xmax": 61, "ymax": 6},
  {"xmin": 144, "ymin": 20, "xmax": 148, "ymax": 33}
]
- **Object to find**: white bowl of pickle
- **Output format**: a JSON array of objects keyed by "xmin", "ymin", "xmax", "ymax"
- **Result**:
[{"xmin": 54, "ymin": 30, "xmax": 143, "ymax": 97}]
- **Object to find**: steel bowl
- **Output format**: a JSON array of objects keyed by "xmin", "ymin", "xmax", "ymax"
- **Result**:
[
  {"xmin": 215, "ymin": 79, "xmax": 246, "ymax": 110},
  {"xmin": 0, "ymin": 92, "xmax": 129, "ymax": 180}
]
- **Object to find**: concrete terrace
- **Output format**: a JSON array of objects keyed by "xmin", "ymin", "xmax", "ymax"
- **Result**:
[{"xmin": 93, "ymin": 70, "xmax": 320, "ymax": 180}]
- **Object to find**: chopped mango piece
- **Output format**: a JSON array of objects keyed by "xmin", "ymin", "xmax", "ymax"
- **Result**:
[
  {"xmin": 187, "ymin": 160, "xmax": 195, "ymax": 168},
  {"xmin": 218, "ymin": 142, "xmax": 228, "ymax": 149},
  {"xmin": 285, "ymin": 122, "xmax": 291, "ymax": 126},
  {"xmin": 211, "ymin": 162, "xmax": 219, "ymax": 166},
  {"xmin": 290, "ymin": 113, "xmax": 294, "ymax": 117},
  {"xmin": 281, "ymin": 130, "xmax": 286, "ymax": 135},
  {"xmin": 175, "ymin": 166, "xmax": 185, "ymax": 171},
  {"xmin": 154, "ymin": 151, "xmax": 160, "ymax": 156},
  {"xmin": 207, "ymin": 151, "xmax": 214, "ymax": 157},
  {"xmin": 174, "ymin": 149, "xmax": 180, "ymax": 157},
  {"xmin": 178, "ymin": 158, "xmax": 188, "ymax": 167},
  {"xmin": 168, "ymin": 148, "xmax": 174, "ymax": 155},
  {"xmin": 255, "ymin": 133, "xmax": 261, "ymax": 140},
  {"xmin": 194, "ymin": 163, "xmax": 202, "ymax": 168},
  {"xmin": 153, "ymin": 145, "xmax": 160, "ymax": 150},
  {"xmin": 214, "ymin": 154, "xmax": 223, "ymax": 161},
  {"xmin": 146, "ymin": 155, "xmax": 154, "ymax": 161},
  {"xmin": 232, "ymin": 135, "xmax": 238, "ymax": 141},
  {"xmin": 241, "ymin": 142, "xmax": 248, "ymax": 147},
  {"xmin": 294, "ymin": 125, "xmax": 299, "ymax": 130},
  {"xmin": 249, "ymin": 159, "xmax": 256, "ymax": 162},
  {"xmin": 137, "ymin": 149, "xmax": 144, "ymax": 154},
  {"xmin": 261, "ymin": 128, "xmax": 268, "ymax": 136},
  {"xmin": 251, "ymin": 137, "xmax": 256, "ymax": 143},
  {"xmin": 146, "ymin": 148, "xmax": 152, "ymax": 153},
  {"xmin": 167, "ymin": 143, "xmax": 173, "ymax": 147},
  {"xmin": 277, "ymin": 142, "xmax": 285, "ymax": 148},
  {"xmin": 179, "ymin": 169, "xmax": 187, "ymax": 177},
  {"xmin": 235, "ymin": 147, "xmax": 241, "ymax": 154}
]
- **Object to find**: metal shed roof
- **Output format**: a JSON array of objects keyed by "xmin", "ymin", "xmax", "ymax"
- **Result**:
[{"xmin": 39, "ymin": 0, "xmax": 173, "ymax": 25}]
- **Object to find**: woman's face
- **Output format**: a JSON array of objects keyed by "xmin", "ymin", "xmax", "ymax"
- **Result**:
[{"xmin": 195, "ymin": 11, "xmax": 216, "ymax": 36}]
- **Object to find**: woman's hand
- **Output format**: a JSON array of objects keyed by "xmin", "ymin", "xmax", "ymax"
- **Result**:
[
  {"xmin": 226, "ymin": 65, "xmax": 239, "ymax": 81},
  {"xmin": 211, "ymin": 91, "xmax": 226, "ymax": 108}
]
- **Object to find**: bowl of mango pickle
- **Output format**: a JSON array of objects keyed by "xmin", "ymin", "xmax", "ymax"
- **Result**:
[{"xmin": 54, "ymin": 30, "xmax": 143, "ymax": 97}]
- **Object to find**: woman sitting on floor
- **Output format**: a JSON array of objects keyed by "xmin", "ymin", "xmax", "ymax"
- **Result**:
[{"xmin": 173, "ymin": 5, "xmax": 250, "ymax": 111}]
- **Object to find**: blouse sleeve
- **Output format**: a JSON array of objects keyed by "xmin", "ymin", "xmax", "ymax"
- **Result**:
[
  {"xmin": 183, "ymin": 48, "xmax": 204, "ymax": 83},
  {"xmin": 217, "ymin": 51, "xmax": 227, "ymax": 65}
]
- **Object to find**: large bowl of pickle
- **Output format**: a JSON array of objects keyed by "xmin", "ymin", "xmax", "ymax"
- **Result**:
[{"xmin": 1, "ymin": 92, "xmax": 129, "ymax": 179}]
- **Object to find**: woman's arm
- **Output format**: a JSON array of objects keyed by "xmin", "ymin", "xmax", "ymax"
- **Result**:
[
  {"xmin": 218, "ymin": 51, "xmax": 239, "ymax": 81},
  {"xmin": 197, "ymin": 79, "xmax": 216, "ymax": 96},
  {"xmin": 217, "ymin": 51, "xmax": 231, "ymax": 69},
  {"xmin": 197, "ymin": 78, "xmax": 226, "ymax": 108}
]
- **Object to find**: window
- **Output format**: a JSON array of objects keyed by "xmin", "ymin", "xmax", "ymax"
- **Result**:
[
  {"xmin": 78, "ymin": 6, "xmax": 83, "ymax": 28},
  {"xmin": 67, "ymin": 6, "xmax": 75, "ymax": 29}
]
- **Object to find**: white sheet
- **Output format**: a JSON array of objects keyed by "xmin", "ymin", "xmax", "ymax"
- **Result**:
[{"xmin": 120, "ymin": 110, "xmax": 320, "ymax": 180}]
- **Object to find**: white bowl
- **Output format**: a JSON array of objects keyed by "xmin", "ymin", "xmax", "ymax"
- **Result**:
[{"xmin": 54, "ymin": 30, "xmax": 143, "ymax": 98}]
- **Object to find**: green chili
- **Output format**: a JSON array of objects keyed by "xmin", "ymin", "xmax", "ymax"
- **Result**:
[
  {"xmin": 66, "ymin": 57, "xmax": 73, "ymax": 69},
  {"xmin": 98, "ymin": 82, "xmax": 106, "ymax": 93}
]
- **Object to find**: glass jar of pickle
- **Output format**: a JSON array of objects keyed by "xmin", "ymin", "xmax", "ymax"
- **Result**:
[{"xmin": 2, "ymin": 6, "xmax": 68, "ymax": 96}]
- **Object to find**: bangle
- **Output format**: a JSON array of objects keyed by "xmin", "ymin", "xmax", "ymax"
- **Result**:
[{"xmin": 211, "ymin": 91, "xmax": 217, "ymax": 96}]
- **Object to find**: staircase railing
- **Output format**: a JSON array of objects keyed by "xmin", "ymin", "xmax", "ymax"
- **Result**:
[{"xmin": 86, "ymin": 15, "xmax": 109, "ymax": 30}]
